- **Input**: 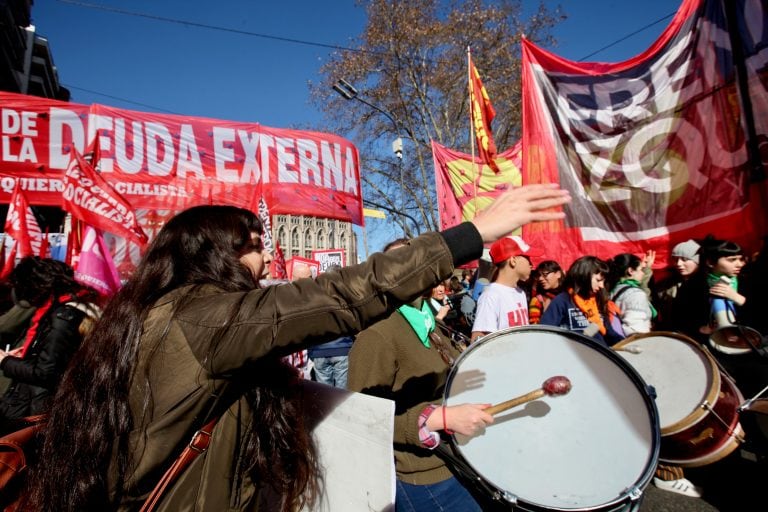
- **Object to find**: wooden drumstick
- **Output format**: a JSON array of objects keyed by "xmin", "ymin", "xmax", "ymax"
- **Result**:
[{"xmin": 485, "ymin": 376, "xmax": 572, "ymax": 416}]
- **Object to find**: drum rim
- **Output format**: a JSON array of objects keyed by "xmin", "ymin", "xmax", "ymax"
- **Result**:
[
  {"xmin": 613, "ymin": 331, "xmax": 722, "ymax": 436},
  {"xmin": 443, "ymin": 325, "xmax": 661, "ymax": 510},
  {"xmin": 709, "ymin": 324, "xmax": 761, "ymax": 355}
]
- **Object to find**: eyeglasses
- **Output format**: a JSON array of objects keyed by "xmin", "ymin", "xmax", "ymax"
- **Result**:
[{"xmin": 539, "ymin": 271, "xmax": 553, "ymax": 278}]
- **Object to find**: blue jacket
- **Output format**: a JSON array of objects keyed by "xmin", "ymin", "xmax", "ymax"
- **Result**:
[{"xmin": 539, "ymin": 292, "xmax": 624, "ymax": 347}]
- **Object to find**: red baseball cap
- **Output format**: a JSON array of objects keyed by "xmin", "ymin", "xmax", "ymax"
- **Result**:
[{"xmin": 489, "ymin": 236, "xmax": 541, "ymax": 265}]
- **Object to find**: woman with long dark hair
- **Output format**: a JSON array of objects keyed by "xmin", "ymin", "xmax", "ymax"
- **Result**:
[
  {"xmin": 0, "ymin": 257, "xmax": 99, "ymax": 434},
  {"xmin": 23, "ymin": 185, "xmax": 570, "ymax": 511},
  {"xmin": 540, "ymin": 256, "xmax": 624, "ymax": 346}
]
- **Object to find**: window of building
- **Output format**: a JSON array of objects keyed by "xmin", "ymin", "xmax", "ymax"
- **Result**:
[
  {"xmin": 277, "ymin": 226, "xmax": 287, "ymax": 247},
  {"xmin": 291, "ymin": 227, "xmax": 300, "ymax": 247},
  {"xmin": 317, "ymin": 230, "xmax": 325, "ymax": 249}
]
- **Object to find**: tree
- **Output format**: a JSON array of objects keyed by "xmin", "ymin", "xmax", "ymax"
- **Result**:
[{"xmin": 312, "ymin": 0, "xmax": 564, "ymax": 234}]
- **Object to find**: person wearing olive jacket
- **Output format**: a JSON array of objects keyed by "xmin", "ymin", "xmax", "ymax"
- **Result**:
[{"xmin": 23, "ymin": 184, "xmax": 570, "ymax": 512}]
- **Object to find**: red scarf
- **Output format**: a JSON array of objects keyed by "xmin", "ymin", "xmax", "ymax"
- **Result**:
[{"xmin": 20, "ymin": 294, "xmax": 76, "ymax": 357}]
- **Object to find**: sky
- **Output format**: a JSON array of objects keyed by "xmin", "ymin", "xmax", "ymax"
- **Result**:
[{"xmin": 31, "ymin": 0, "xmax": 684, "ymax": 260}]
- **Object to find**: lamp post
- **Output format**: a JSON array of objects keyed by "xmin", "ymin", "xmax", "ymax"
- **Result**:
[{"xmin": 332, "ymin": 79, "xmax": 409, "ymax": 234}]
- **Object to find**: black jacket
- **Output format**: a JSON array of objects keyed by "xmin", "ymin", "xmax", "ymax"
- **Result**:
[{"xmin": 0, "ymin": 301, "xmax": 86, "ymax": 422}]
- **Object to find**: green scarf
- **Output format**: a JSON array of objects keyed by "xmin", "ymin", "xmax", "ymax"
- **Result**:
[
  {"xmin": 397, "ymin": 301, "xmax": 436, "ymax": 348},
  {"xmin": 617, "ymin": 278, "xmax": 658, "ymax": 319},
  {"xmin": 706, "ymin": 272, "xmax": 739, "ymax": 290}
]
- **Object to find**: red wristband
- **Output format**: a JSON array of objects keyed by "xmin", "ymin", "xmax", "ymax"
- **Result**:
[{"xmin": 442, "ymin": 406, "xmax": 454, "ymax": 435}]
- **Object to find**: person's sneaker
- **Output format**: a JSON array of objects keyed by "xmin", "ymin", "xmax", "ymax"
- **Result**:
[{"xmin": 653, "ymin": 477, "xmax": 703, "ymax": 498}]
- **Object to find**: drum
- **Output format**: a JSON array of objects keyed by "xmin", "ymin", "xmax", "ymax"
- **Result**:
[
  {"xmin": 709, "ymin": 325, "xmax": 763, "ymax": 355},
  {"xmin": 613, "ymin": 332, "xmax": 745, "ymax": 467},
  {"xmin": 444, "ymin": 326, "xmax": 659, "ymax": 511}
]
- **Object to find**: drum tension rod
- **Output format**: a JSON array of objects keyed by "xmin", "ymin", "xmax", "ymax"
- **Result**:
[{"xmin": 700, "ymin": 401, "xmax": 746, "ymax": 443}]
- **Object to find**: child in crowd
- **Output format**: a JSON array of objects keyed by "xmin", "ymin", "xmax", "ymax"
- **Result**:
[{"xmin": 528, "ymin": 260, "xmax": 563, "ymax": 324}]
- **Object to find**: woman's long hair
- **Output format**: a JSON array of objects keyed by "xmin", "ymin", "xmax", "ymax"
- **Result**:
[
  {"xmin": 564, "ymin": 256, "xmax": 611, "ymax": 316},
  {"xmin": 607, "ymin": 253, "xmax": 642, "ymax": 291},
  {"xmin": 24, "ymin": 205, "xmax": 318, "ymax": 511}
]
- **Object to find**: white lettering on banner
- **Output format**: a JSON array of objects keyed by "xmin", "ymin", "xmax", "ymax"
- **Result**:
[
  {"xmin": 49, "ymin": 107, "xmax": 85, "ymax": 169},
  {"xmin": 28, "ymin": 108, "xmax": 359, "ymax": 198},
  {"xmin": 88, "ymin": 114, "xmax": 114, "ymax": 171},
  {"xmin": 177, "ymin": 124, "xmax": 204, "ymax": 178},
  {"xmin": 2, "ymin": 136, "xmax": 37, "ymax": 162},
  {"xmin": 114, "ymin": 118, "xmax": 143, "ymax": 174},
  {"xmin": 539, "ymin": 9, "xmax": 749, "ymax": 225},
  {"xmin": 145, "ymin": 122, "xmax": 174, "ymax": 176},
  {"xmin": 238, "ymin": 129, "xmax": 262, "ymax": 183},
  {"xmin": 297, "ymin": 139, "xmax": 322, "ymax": 186},
  {"xmin": 213, "ymin": 126, "xmax": 238, "ymax": 182},
  {"xmin": 113, "ymin": 182, "xmax": 188, "ymax": 197},
  {"xmin": 276, "ymin": 137, "xmax": 297, "ymax": 183},
  {"xmin": 1, "ymin": 109, "xmax": 39, "ymax": 163},
  {"xmin": 0, "ymin": 177, "xmax": 63, "ymax": 194},
  {"xmin": 63, "ymin": 164, "xmax": 133, "ymax": 226},
  {"xmin": 1, "ymin": 109, "xmax": 38, "ymax": 136}
]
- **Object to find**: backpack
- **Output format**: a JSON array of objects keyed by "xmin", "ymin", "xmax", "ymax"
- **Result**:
[{"xmin": 0, "ymin": 416, "xmax": 45, "ymax": 510}]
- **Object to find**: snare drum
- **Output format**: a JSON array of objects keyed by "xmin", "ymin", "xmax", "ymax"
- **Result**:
[
  {"xmin": 613, "ymin": 332, "xmax": 745, "ymax": 467},
  {"xmin": 444, "ymin": 326, "xmax": 659, "ymax": 511},
  {"xmin": 709, "ymin": 325, "xmax": 763, "ymax": 355}
]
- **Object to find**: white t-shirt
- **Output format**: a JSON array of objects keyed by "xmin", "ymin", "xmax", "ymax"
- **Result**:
[{"xmin": 472, "ymin": 282, "xmax": 529, "ymax": 334}]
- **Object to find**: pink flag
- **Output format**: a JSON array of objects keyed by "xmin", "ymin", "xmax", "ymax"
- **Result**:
[
  {"xmin": 4, "ymin": 182, "xmax": 42, "ymax": 258},
  {"xmin": 74, "ymin": 225, "xmax": 122, "ymax": 297}
]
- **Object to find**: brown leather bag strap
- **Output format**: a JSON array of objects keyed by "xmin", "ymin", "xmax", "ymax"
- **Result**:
[{"xmin": 139, "ymin": 415, "xmax": 220, "ymax": 512}]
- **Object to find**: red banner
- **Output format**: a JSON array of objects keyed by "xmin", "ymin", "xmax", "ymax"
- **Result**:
[
  {"xmin": 63, "ymin": 150, "xmax": 148, "ymax": 245},
  {"xmin": 521, "ymin": 0, "xmax": 768, "ymax": 270},
  {"xmin": 433, "ymin": 141, "xmax": 522, "ymax": 229},
  {"xmin": 0, "ymin": 92, "xmax": 363, "ymax": 225}
]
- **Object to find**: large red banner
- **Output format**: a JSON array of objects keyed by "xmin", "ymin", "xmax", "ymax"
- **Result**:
[
  {"xmin": 521, "ymin": 0, "xmax": 768, "ymax": 269},
  {"xmin": 0, "ymin": 92, "xmax": 363, "ymax": 225}
]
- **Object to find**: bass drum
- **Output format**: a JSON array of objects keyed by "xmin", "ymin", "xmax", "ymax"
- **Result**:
[
  {"xmin": 443, "ymin": 326, "xmax": 660, "ymax": 511},
  {"xmin": 613, "ymin": 332, "xmax": 745, "ymax": 467}
]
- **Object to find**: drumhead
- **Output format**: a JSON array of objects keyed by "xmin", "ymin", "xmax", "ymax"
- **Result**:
[
  {"xmin": 614, "ymin": 332, "xmax": 718, "ymax": 433},
  {"xmin": 444, "ymin": 326, "xmax": 659, "ymax": 510}
]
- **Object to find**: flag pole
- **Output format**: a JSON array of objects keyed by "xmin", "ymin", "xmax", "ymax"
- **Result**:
[{"xmin": 468, "ymin": 46, "xmax": 479, "ymax": 220}]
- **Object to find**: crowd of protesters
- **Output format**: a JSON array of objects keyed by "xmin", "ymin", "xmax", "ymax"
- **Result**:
[{"xmin": 1, "ymin": 191, "xmax": 766, "ymax": 510}]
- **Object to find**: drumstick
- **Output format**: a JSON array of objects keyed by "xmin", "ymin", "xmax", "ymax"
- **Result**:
[{"xmin": 485, "ymin": 376, "xmax": 572, "ymax": 416}]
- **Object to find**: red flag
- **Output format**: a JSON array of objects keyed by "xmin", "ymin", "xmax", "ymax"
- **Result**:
[
  {"xmin": 38, "ymin": 228, "xmax": 50, "ymax": 258},
  {"xmin": 65, "ymin": 220, "xmax": 83, "ymax": 269},
  {"xmin": 62, "ymin": 149, "xmax": 148, "ymax": 245},
  {"xmin": 469, "ymin": 55, "xmax": 500, "ymax": 173},
  {"xmin": 1, "ymin": 242, "xmax": 17, "ymax": 280},
  {"xmin": 4, "ymin": 182, "xmax": 42, "ymax": 258},
  {"xmin": 271, "ymin": 240, "xmax": 287, "ymax": 280}
]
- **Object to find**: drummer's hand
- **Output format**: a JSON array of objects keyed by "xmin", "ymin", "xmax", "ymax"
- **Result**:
[
  {"xmin": 429, "ymin": 404, "xmax": 494, "ymax": 437},
  {"xmin": 710, "ymin": 283, "xmax": 746, "ymax": 305},
  {"xmin": 471, "ymin": 184, "xmax": 570, "ymax": 243}
]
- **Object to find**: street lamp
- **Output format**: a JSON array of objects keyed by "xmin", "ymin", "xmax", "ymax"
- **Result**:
[{"xmin": 332, "ymin": 79, "xmax": 408, "ymax": 233}]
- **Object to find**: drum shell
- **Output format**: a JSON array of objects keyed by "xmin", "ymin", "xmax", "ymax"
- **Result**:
[
  {"xmin": 613, "ymin": 332, "xmax": 745, "ymax": 468},
  {"xmin": 444, "ymin": 326, "xmax": 660, "ymax": 511},
  {"xmin": 660, "ymin": 374, "xmax": 744, "ymax": 467}
]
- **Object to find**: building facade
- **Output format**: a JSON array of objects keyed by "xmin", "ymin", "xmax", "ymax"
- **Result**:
[{"xmin": 272, "ymin": 214, "xmax": 357, "ymax": 266}]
